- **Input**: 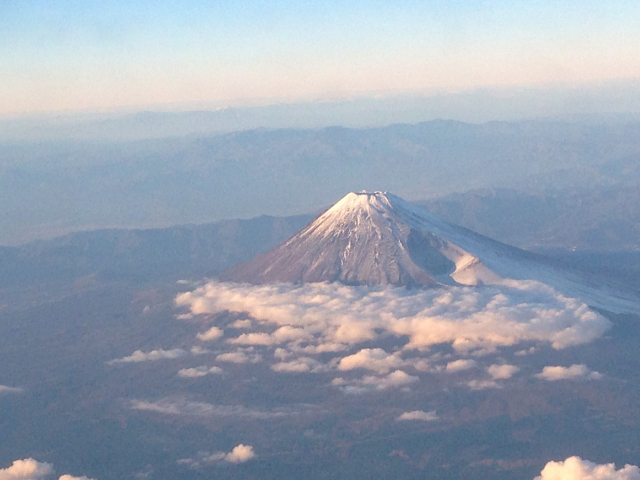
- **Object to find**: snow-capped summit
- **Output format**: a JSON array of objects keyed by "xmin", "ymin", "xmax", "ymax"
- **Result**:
[
  {"xmin": 220, "ymin": 191, "xmax": 639, "ymax": 313},
  {"xmin": 221, "ymin": 191, "xmax": 493, "ymax": 287}
]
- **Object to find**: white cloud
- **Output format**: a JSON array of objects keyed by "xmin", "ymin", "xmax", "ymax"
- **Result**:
[
  {"xmin": 487, "ymin": 364, "xmax": 520, "ymax": 379},
  {"xmin": 131, "ymin": 398, "xmax": 291, "ymax": 419},
  {"xmin": 175, "ymin": 281, "xmax": 609, "ymax": 356},
  {"xmin": 225, "ymin": 444, "xmax": 255, "ymax": 463},
  {"xmin": 0, "ymin": 458, "xmax": 53, "ymax": 480},
  {"xmin": 333, "ymin": 322, "xmax": 376, "ymax": 344},
  {"xmin": 178, "ymin": 444, "xmax": 255, "ymax": 468},
  {"xmin": 230, "ymin": 319, "xmax": 252, "ymax": 329},
  {"xmin": 292, "ymin": 342, "xmax": 347, "ymax": 354},
  {"xmin": 0, "ymin": 385, "xmax": 23, "ymax": 394},
  {"xmin": 227, "ymin": 332, "xmax": 273, "ymax": 345},
  {"xmin": 178, "ymin": 366, "xmax": 223, "ymax": 378},
  {"xmin": 215, "ymin": 351, "xmax": 262, "ymax": 364},
  {"xmin": 190, "ymin": 346, "xmax": 211, "ymax": 355},
  {"xmin": 227, "ymin": 326, "xmax": 312, "ymax": 346},
  {"xmin": 338, "ymin": 348, "xmax": 403, "ymax": 374},
  {"xmin": 535, "ymin": 364, "xmax": 602, "ymax": 381},
  {"xmin": 467, "ymin": 379, "xmax": 500, "ymax": 390},
  {"xmin": 0, "ymin": 458, "xmax": 94, "ymax": 480},
  {"xmin": 333, "ymin": 370, "xmax": 419, "ymax": 393},
  {"xmin": 196, "ymin": 326, "xmax": 223, "ymax": 342},
  {"xmin": 271, "ymin": 357, "xmax": 323, "ymax": 373},
  {"xmin": 409, "ymin": 358, "xmax": 435, "ymax": 372},
  {"xmin": 361, "ymin": 370, "xmax": 419, "ymax": 390},
  {"xmin": 274, "ymin": 348, "xmax": 290, "ymax": 360},
  {"xmin": 445, "ymin": 359, "xmax": 477, "ymax": 372},
  {"xmin": 107, "ymin": 348, "xmax": 187, "ymax": 364},
  {"xmin": 535, "ymin": 456, "xmax": 640, "ymax": 480},
  {"xmin": 173, "ymin": 281, "xmax": 612, "ymax": 395},
  {"xmin": 515, "ymin": 346, "xmax": 537, "ymax": 356},
  {"xmin": 397, "ymin": 410, "xmax": 438, "ymax": 421}
]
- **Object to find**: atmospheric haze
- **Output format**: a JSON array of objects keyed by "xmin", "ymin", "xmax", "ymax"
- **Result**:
[{"xmin": 2, "ymin": 2, "xmax": 640, "ymax": 479}]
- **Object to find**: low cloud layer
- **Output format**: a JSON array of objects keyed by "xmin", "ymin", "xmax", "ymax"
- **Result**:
[
  {"xmin": 178, "ymin": 444, "xmax": 255, "ymax": 468},
  {"xmin": 176, "ymin": 281, "xmax": 610, "ymax": 354},
  {"xmin": 535, "ymin": 364, "xmax": 602, "ymax": 381},
  {"xmin": 171, "ymin": 281, "xmax": 613, "ymax": 395},
  {"xmin": 535, "ymin": 456, "xmax": 640, "ymax": 480}
]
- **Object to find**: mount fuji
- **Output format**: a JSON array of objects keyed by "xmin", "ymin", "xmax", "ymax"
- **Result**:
[{"xmin": 221, "ymin": 191, "xmax": 639, "ymax": 314}]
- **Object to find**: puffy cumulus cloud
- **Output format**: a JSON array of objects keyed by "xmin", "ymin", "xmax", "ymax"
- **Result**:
[
  {"xmin": 516, "ymin": 346, "xmax": 538, "ymax": 356},
  {"xmin": 291, "ymin": 342, "xmax": 347, "ymax": 354},
  {"xmin": 0, "ymin": 385, "xmax": 23, "ymax": 394},
  {"xmin": 225, "ymin": 444, "xmax": 255, "ymax": 464},
  {"xmin": 467, "ymin": 379, "xmax": 500, "ymax": 390},
  {"xmin": 178, "ymin": 366, "xmax": 223, "ymax": 378},
  {"xmin": 228, "ymin": 326, "xmax": 311, "ymax": 346},
  {"xmin": 230, "ymin": 319, "xmax": 252, "ymax": 329},
  {"xmin": 488, "ymin": 364, "xmax": 520, "ymax": 379},
  {"xmin": 332, "ymin": 370, "xmax": 419, "ymax": 394},
  {"xmin": 271, "ymin": 357, "xmax": 324, "ymax": 373},
  {"xmin": 333, "ymin": 322, "xmax": 376, "ymax": 344},
  {"xmin": 0, "ymin": 459, "xmax": 95, "ymax": 480},
  {"xmin": 0, "ymin": 458, "xmax": 53, "ymax": 480},
  {"xmin": 215, "ymin": 350, "xmax": 262, "ymax": 364},
  {"xmin": 361, "ymin": 370, "xmax": 419, "ymax": 390},
  {"xmin": 107, "ymin": 348, "xmax": 186, "ymax": 364},
  {"xmin": 535, "ymin": 456, "xmax": 640, "ymax": 480},
  {"xmin": 338, "ymin": 348, "xmax": 404, "ymax": 374},
  {"xmin": 273, "ymin": 347, "xmax": 290, "ymax": 360},
  {"xmin": 397, "ymin": 410, "xmax": 438, "ymax": 421},
  {"xmin": 190, "ymin": 346, "xmax": 211, "ymax": 355},
  {"xmin": 178, "ymin": 444, "xmax": 255, "ymax": 469},
  {"xmin": 175, "ymin": 281, "xmax": 610, "ymax": 356},
  {"xmin": 445, "ymin": 359, "xmax": 477, "ymax": 372},
  {"xmin": 196, "ymin": 326, "xmax": 223, "ymax": 342},
  {"xmin": 535, "ymin": 364, "xmax": 602, "ymax": 381}
]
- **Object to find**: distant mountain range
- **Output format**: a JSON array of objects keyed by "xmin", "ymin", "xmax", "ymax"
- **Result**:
[
  {"xmin": 0, "ymin": 214, "xmax": 312, "ymax": 287},
  {"xmin": 420, "ymin": 183, "xmax": 640, "ymax": 251},
  {"xmin": 3, "ymin": 119, "xmax": 640, "ymax": 245}
]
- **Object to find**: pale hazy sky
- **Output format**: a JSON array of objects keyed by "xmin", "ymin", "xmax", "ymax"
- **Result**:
[{"xmin": 2, "ymin": 0, "xmax": 640, "ymax": 115}]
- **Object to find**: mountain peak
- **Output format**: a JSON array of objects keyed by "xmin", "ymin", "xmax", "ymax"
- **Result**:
[
  {"xmin": 324, "ymin": 191, "xmax": 391, "ymax": 214},
  {"xmin": 220, "ymin": 191, "xmax": 496, "ymax": 287}
]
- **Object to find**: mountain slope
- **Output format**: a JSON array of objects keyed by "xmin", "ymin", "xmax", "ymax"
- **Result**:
[{"xmin": 0, "ymin": 214, "xmax": 313, "ymax": 286}]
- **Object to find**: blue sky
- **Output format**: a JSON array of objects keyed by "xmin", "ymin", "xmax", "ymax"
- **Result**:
[{"xmin": 1, "ymin": 0, "xmax": 639, "ymax": 114}]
